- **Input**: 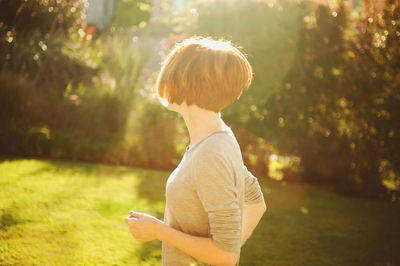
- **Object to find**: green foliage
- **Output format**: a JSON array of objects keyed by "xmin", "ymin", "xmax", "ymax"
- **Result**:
[
  {"xmin": 0, "ymin": 0, "xmax": 94, "ymax": 87},
  {"xmin": 262, "ymin": 1, "xmax": 400, "ymax": 199},
  {"xmin": 261, "ymin": 3, "xmax": 361, "ymax": 186},
  {"xmin": 129, "ymin": 98, "xmax": 184, "ymax": 169},
  {"xmin": 1, "ymin": 0, "xmax": 399, "ymax": 200},
  {"xmin": 345, "ymin": 0, "xmax": 400, "ymax": 198},
  {"xmin": 183, "ymin": 0, "xmax": 400, "ymax": 199},
  {"xmin": 186, "ymin": 0, "xmax": 301, "ymax": 112},
  {"xmin": 0, "ymin": 0, "xmax": 153, "ymax": 166},
  {"xmin": 112, "ymin": 0, "xmax": 152, "ymax": 29},
  {"xmin": 0, "ymin": 0, "xmax": 85, "ymax": 34},
  {"xmin": 183, "ymin": 0, "xmax": 302, "ymax": 178},
  {"xmin": 0, "ymin": 72, "xmax": 46, "ymax": 156}
]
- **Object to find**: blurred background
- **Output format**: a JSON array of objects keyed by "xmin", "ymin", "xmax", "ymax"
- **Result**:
[{"xmin": 1, "ymin": 0, "xmax": 399, "ymax": 265}]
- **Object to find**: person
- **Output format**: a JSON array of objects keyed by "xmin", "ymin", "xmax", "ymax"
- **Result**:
[{"xmin": 125, "ymin": 36, "xmax": 267, "ymax": 266}]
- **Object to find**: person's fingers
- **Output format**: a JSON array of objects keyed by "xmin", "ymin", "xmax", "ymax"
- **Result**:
[
  {"xmin": 125, "ymin": 216, "xmax": 138, "ymax": 225},
  {"xmin": 129, "ymin": 210, "xmax": 143, "ymax": 218}
]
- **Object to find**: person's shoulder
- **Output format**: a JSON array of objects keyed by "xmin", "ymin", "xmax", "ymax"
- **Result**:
[
  {"xmin": 202, "ymin": 131, "xmax": 237, "ymax": 150},
  {"xmin": 191, "ymin": 131, "xmax": 241, "ymax": 162}
]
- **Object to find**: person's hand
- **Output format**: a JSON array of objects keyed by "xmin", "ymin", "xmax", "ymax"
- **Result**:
[{"xmin": 125, "ymin": 210, "xmax": 164, "ymax": 242}]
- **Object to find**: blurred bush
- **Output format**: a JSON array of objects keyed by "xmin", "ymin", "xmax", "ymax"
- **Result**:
[
  {"xmin": 0, "ymin": 0, "xmax": 163, "ymax": 167},
  {"xmin": 0, "ymin": 0, "xmax": 95, "ymax": 88},
  {"xmin": 181, "ymin": 0, "xmax": 303, "ymax": 180},
  {"xmin": 230, "ymin": 125, "xmax": 273, "ymax": 179},
  {"xmin": 179, "ymin": 0, "xmax": 306, "ymax": 185},
  {"xmin": 0, "ymin": 72, "xmax": 47, "ymax": 156},
  {"xmin": 183, "ymin": 0, "xmax": 399, "ymax": 200},
  {"xmin": 112, "ymin": 0, "xmax": 152, "ymax": 30},
  {"xmin": 126, "ymin": 97, "xmax": 184, "ymax": 169},
  {"xmin": 1, "ymin": 0, "xmax": 399, "ymax": 201},
  {"xmin": 264, "ymin": 1, "xmax": 400, "ymax": 199}
]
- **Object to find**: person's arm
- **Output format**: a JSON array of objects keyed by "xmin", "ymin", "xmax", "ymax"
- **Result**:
[
  {"xmin": 241, "ymin": 166, "xmax": 267, "ymax": 246},
  {"xmin": 126, "ymin": 211, "xmax": 238, "ymax": 265},
  {"xmin": 241, "ymin": 201, "xmax": 267, "ymax": 246},
  {"xmin": 157, "ymin": 222, "xmax": 239, "ymax": 266}
]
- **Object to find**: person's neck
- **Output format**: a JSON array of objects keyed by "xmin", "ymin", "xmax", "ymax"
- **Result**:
[{"xmin": 181, "ymin": 105, "xmax": 225, "ymax": 147}]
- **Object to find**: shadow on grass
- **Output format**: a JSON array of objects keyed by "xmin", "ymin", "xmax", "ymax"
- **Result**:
[
  {"xmin": 134, "ymin": 170, "xmax": 168, "ymax": 203},
  {"xmin": 1, "ymin": 155, "xmax": 168, "ymax": 203},
  {"xmin": 134, "ymin": 241, "xmax": 162, "ymax": 264},
  {"xmin": 0, "ymin": 212, "xmax": 33, "ymax": 230}
]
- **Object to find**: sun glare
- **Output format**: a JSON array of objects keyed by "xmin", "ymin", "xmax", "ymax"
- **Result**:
[{"xmin": 157, "ymin": 93, "xmax": 169, "ymax": 107}]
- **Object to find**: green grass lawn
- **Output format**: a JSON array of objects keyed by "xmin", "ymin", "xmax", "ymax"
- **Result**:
[{"xmin": 1, "ymin": 156, "xmax": 399, "ymax": 265}]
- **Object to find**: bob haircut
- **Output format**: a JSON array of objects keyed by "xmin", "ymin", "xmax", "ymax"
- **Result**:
[{"xmin": 155, "ymin": 36, "xmax": 254, "ymax": 113}]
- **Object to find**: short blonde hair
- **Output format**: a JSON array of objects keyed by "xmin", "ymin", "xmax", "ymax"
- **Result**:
[{"xmin": 155, "ymin": 36, "xmax": 254, "ymax": 113}]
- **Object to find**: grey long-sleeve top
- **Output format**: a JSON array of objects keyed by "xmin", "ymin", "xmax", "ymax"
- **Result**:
[{"xmin": 162, "ymin": 129, "xmax": 265, "ymax": 266}]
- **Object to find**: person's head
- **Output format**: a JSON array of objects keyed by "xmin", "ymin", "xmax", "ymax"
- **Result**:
[{"xmin": 155, "ymin": 35, "xmax": 254, "ymax": 114}]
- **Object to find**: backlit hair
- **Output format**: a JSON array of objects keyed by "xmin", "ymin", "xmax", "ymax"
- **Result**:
[{"xmin": 155, "ymin": 36, "xmax": 254, "ymax": 113}]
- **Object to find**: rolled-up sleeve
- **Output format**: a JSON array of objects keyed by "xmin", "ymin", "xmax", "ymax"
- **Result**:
[
  {"xmin": 192, "ymin": 151, "xmax": 241, "ymax": 254},
  {"xmin": 244, "ymin": 165, "xmax": 265, "ymax": 204}
]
